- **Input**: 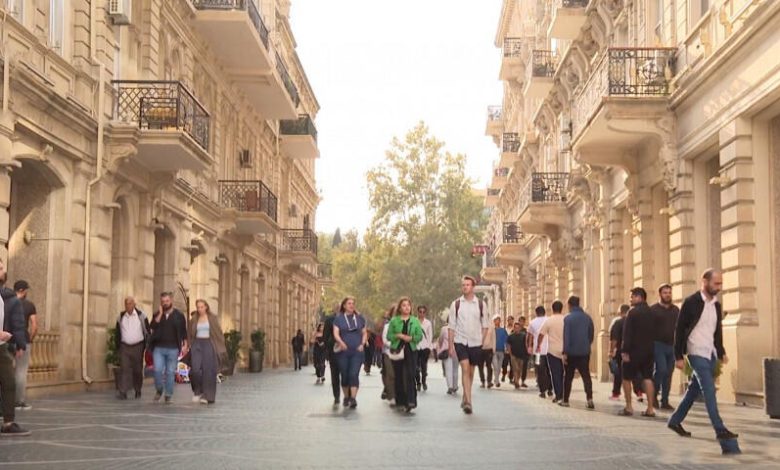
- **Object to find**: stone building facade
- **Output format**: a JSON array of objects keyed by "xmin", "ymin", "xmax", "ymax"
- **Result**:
[
  {"xmin": 0, "ymin": 0, "xmax": 323, "ymax": 394},
  {"xmin": 481, "ymin": 0, "xmax": 780, "ymax": 406}
]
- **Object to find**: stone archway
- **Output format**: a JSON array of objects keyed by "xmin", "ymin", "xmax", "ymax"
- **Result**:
[{"xmin": 110, "ymin": 196, "xmax": 137, "ymax": 313}]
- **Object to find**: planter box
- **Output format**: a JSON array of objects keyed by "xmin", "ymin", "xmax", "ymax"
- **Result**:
[{"xmin": 249, "ymin": 351, "xmax": 264, "ymax": 373}]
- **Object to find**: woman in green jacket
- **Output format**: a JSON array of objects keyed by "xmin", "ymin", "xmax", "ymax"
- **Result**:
[{"xmin": 387, "ymin": 297, "xmax": 424, "ymax": 412}]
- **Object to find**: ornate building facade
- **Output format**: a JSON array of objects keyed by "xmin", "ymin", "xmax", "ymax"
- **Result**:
[
  {"xmin": 0, "ymin": 0, "xmax": 323, "ymax": 394},
  {"xmin": 481, "ymin": 0, "xmax": 780, "ymax": 406}
]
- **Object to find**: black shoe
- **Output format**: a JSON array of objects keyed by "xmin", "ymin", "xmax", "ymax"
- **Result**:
[
  {"xmin": 116, "ymin": 392, "xmax": 128, "ymax": 400},
  {"xmin": 416, "ymin": 383, "xmax": 422, "ymax": 392},
  {"xmin": 558, "ymin": 401, "xmax": 570, "ymax": 407},
  {"xmin": 547, "ymin": 391, "xmax": 553, "ymax": 397},
  {"xmin": 342, "ymin": 397, "xmax": 350, "ymax": 407},
  {"xmin": 539, "ymin": 392, "xmax": 546, "ymax": 398},
  {"xmin": 587, "ymin": 400, "xmax": 595, "ymax": 410},
  {"xmin": 333, "ymin": 398, "xmax": 340, "ymax": 406},
  {"xmin": 381, "ymin": 391, "xmax": 388, "ymax": 400},
  {"xmin": 349, "ymin": 398, "xmax": 357, "ymax": 409},
  {"xmin": 652, "ymin": 397, "xmax": 660, "ymax": 409},
  {"xmin": 423, "ymin": 383, "xmax": 427, "ymax": 391},
  {"xmin": 463, "ymin": 403, "xmax": 473, "ymax": 414},
  {"xmin": 660, "ymin": 402, "xmax": 674, "ymax": 411},
  {"xmin": 1, "ymin": 423, "xmax": 31, "ymax": 437},
  {"xmin": 668, "ymin": 423, "xmax": 692, "ymax": 437},
  {"xmin": 487, "ymin": 383, "xmax": 493, "ymax": 389},
  {"xmin": 716, "ymin": 429, "xmax": 739, "ymax": 440},
  {"xmin": 154, "ymin": 390, "xmax": 163, "ymax": 402},
  {"xmin": 447, "ymin": 388, "xmax": 454, "ymax": 395},
  {"xmin": 134, "ymin": 391, "xmax": 142, "ymax": 399},
  {"xmin": 164, "ymin": 396, "xmax": 172, "ymax": 404}
]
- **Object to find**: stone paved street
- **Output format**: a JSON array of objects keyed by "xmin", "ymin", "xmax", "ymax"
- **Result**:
[{"xmin": 0, "ymin": 364, "xmax": 777, "ymax": 469}]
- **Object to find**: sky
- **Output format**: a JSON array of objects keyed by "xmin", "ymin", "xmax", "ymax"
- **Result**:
[{"xmin": 290, "ymin": 0, "xmax": 504, "ymax": 235}]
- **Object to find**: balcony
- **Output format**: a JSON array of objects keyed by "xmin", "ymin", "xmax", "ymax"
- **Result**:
[
  {"xmin": 218, "ymin": 180, "xmax": 279, "ymax": 234},
  {"xmin": 191, "ymin": 1, "xmax": 299, "ymax": 119},
  {"xmin": 499, "ymin": 37, "xmax": 527, "ymax": 81},
  {"xmin": 524, "ymin": 50, "xmax": 558, "ymax": 98},
  {"xmin": 572, "ymin": 48, "xmax": 676, "ymax": 166},
  {"xmin": 281, "ymin": 229, "xmax": 318, "ymax": 266},
  {"xmin": 485, "ymin": 188, "xmax": 501, "ymax": 207},
  {"xmin": 479, "ymin": 245, "xmax": 506, "ymax": 285},
  {"xmin": 280, "ymin": 114, "xmax": 319, "ymax": 159},
  {"xmin": 491, "ymin": 167, "xmax": 510, "ymax": 190},
  {"xmin": 318, "ymin": 263, "xmax": 335, "ymax": 287},
  {"xmin": 494, "ymin": 222, "xmax": 526, "ymax": 267},
  {"xmin": 518, "ymin": 172, "xmax": 570, "ymax": 237},
  {"xmin": 111, "ymin": 80, "xmax": 212, "ymax": 172},
  {"xmin": 485, "ymin": 106, "xmax": 503, "ymax": 143},
  {"xmin": 549, "ymin": 0, "xmax": 589, "ymax": 40},
  {"xmin": 500, "ymin": 132, "xmax": 521, "ymax": 167}
]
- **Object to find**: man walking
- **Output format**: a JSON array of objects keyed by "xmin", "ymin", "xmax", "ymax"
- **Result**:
[
  {"xmin": 148, "ymin": 292, "xmax": 187, "ymax": 403},
  {"xmin": 448, "ymin": 275, "xmax": 490, "ymax": 414},
  {"xmin": 0, "ymin": 262, "xmax": 30, "ymax": 436},
  {"xmin": 501, "ymin": 315, "xmax": 514, "ymax": 382},
  {"xmin": 538, "ymin": 301, "xmax": 566, "ymax": 403},
  {"xmin": 652, "ymin": 283, "xmax": 679, "ymax": 410},
  {"xmin": 477, "ymin": 316, "xmax": 495, "ymax": 389},
  {"xmin": 620, "ymin": 287, "xmax": 656, "ymax": 417},
  {"xmin": 291, "ymin": 329, "xmax": 305, "ymax": 371},
  {"xmin": 561, "ymin": 296, "xmax": 594, "ymax": 409},
  {"xmin": 12, "ymin": 281, "xmax": 37, "ymax": 411},
  {"xmin": 609, "ymin": 304, "xmax": 630, "ymax": 400},
  {"xmin": 668, "ymin": 269, "xmax": 738, "ymax": 441},
  {"xmin": 490, "ymin": 316, "xmax": 509, "ymax": 388},
  {"xmin": 506, "ymin": 318, "xmax": 529, "ymax": 389},
  {"xmin": 415, "ymin": 305, "xmax": 433, "ymax": 391},
  {"xmin": 115, "ymin": 296, "xmax": 150, "ymax": 400},
  {"xmin": 527, "ymin": 306, "xmax": 551, "ymax": 398},
  {"xmin": 323, "ymin": 309, "xmax": 341, "ymax": 406}
]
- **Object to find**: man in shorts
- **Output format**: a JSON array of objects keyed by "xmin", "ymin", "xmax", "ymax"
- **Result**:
[
  {"xmin": 620, "ymin": 287, "xmax": 656, "ymax": 417},
  {"xmin": 448, "ymin": 275, "xmax": 490, "ymax": 415}
]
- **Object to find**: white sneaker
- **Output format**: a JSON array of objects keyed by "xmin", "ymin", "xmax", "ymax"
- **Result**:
[
  {"xmin": 199, "ymin": 398, "xmax": 209, "ymax": 405},
  {"xmin": 192, "ymin": 395, "xmax": 202, "ymax": 403}
]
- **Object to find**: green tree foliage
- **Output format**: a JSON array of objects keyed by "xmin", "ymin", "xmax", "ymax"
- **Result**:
[{"xmin": 318, "ymin": 122, "xmax": 486, "ymax": 323}]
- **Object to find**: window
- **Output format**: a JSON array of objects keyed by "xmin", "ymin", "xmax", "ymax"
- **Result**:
[
  {"xmin": 49, "ymin": 0, "xmax": 64, "ymax": 50},
  {"xmin": 654, "ymin": 0, "xmax": 664, "ymax": 44},
  {"xmin": 691, "ymin": 0, "xmax": 710, "ymax": 24}
]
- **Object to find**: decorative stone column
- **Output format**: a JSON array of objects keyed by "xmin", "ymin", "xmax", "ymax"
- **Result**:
[
  {"xmin": 668, "ymin": 159, "xmax": 698, "ymax": 302},
  {"xmin": 718, "ymin": 118, "xmax": 760, "ymax": 403}
]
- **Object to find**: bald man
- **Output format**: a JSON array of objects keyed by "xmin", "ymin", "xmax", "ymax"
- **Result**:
[{"xmin": 114, "ymin": 297, "xmax": 150, "ymax": 399}]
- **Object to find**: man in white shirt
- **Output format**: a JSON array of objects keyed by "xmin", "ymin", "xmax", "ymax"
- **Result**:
[
  {"xmin": 448, "ymin": 275, "xmax": 490, "ymax": 415},
  {"xmin": 415, "ymin": 305, "xmax": 434, "ymax": 392},
  {"xmin": 668, "ymin": 269, "xmax": 738, "ymax": 443},
  {"xmin": 114, "ymin": 297, "xmax": 150, "ymax": 400},
  {"xmin": 527, "ymin": 305, "xmax": 552, "ymax": 398}
]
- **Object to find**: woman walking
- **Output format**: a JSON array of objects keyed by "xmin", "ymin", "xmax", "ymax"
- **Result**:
[
  {"xmin": 380, "ymin": 305, "xmax": 396, "ymax": 404},
  {"xmin": 438, "ymin": 322, "xmax": 459, "ymax": 395},
  {"xmin": 333, "ymin": 297, "xmax": 367, "ymax": 409},
  {"xmin": 387, "ymin": 297, "xmax": 423, "ymax": 413},
  {"xmin": 311, "ymin": 323, "xmax": 327, "ymax": 384},
  {"xmin": 188, "ymin": 300, "xmax": 226, "ymax": 405}
]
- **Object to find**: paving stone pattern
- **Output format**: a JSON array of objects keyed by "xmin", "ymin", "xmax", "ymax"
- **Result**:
[{"xmin": 0, "ymin": 365, "xmax": 778, "ymax": 469}]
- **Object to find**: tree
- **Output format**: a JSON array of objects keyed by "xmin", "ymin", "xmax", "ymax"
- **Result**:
[{"xmin": 332, "ymin": 228, "xmax": 342, "ymax": 247}]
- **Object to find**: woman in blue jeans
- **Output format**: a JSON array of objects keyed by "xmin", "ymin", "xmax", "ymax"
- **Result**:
[{"xmin": 333, "ymin": 297, "xmax": 367, "ymax": 409}]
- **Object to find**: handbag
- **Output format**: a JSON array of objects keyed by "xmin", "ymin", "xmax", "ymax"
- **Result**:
[
  {"xmin": 388, "ymin": 347, "xmax": 405, "ymax": 361},
  {"xmin": 437, "ymin": 350, "xmax": 449, "ymax": 360}
]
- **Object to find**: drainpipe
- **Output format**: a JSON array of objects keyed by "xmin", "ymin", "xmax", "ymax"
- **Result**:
[{"xmin": 81, "ymin": 1, "xmax": 105, "ymax": 385}]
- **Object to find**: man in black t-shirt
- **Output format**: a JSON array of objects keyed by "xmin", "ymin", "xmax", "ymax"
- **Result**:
[
  {"xmin": 322, "ymin": 312, "xmax": 341, "ymax": 405},
  {"xmin": 621, "ymin": 287, "xmax": 657, "ymax": 417},
  {"xmin": 13, "ymin": 281, "xmax": 36, "ymax": 411},
  {"xmin": 506, "ymin": 319, "xmax": 530, "ymax": 389},
  {"xmin": 149, "ymin": 292, "xmax": 187, "ymax": 403}
]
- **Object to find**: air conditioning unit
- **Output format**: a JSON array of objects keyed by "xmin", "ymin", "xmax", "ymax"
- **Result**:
[
  {"xmin": 108, "ymin": 0, "xmax": 131, "ymax": 25},
  {"xmin": 289, "ymin": 204, "xmax": 298, "ymax": 218},
  {"xmin": 239, "ymin": 149, "xmax": 252, "ymax": 168}
]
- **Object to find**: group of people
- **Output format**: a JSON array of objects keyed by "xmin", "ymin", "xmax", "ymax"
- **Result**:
[
  {"xmin": 309, "ymin": 269, "xmax": 738, "ymax": 445},
  {"xmin": 0, "ymin": 260, "xmax": 36, "ymax": 436},
  {"xmin": 114, "ymin": 292, "xmax": 227, "ymax": 406}
]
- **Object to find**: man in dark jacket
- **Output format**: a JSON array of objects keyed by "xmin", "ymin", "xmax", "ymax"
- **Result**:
[
  {"xmin": 115, "ymin": 296, "xmax": 150, "ymax": 399},
  {"xmin": 620, "ymin": 287, "xmax": 656, "ymax": 417},
  {"xmin": 561, "ymin": 296, "xmax": 594, "ymax": 409},
  {"xmin": 0, "ymin": 263, "xmax": 30, "ymax": 436},
  {"xmin": 323, "ymin": 311, "xmax": 341, "ymax": 405},
  {"xmin": 291, "ymin": 330, "xmax": 305, "ymax": 371},
  {"xmin": 668, "ymin": 269, "xmax": 738, "ymax": 441}
]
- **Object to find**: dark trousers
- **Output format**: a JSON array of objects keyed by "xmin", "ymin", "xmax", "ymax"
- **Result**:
[
  {"xmin": 0, "ymin": 345, "xmax": 17, "ymax": 423},
  {"xmin": 382, "ymin": 353, "xmax": 395, "ymax": 400},
  {"xmin": 547, "ymin": 354, "xmax": 565, "ymax": 400},
  {"xmin": 536, "ymin": 354, "xmax": 552, "ymax": 393},
  {"xmin": 190, "ymin": 338, "xmax": 218, "ymax": 402},
  {"xmin": 612, "ymin": 354, "xmax": 642, "ymax": 396},
  {"xmin": 293, "ymin": 350, "xmax": 303, "ymax": 370},
  {"xmin": 363, "ymin": 347, "xmax": 373, "ymax": 373},
  {"xmin": 415, "ymin": 348, "xmax": 430, "ymax": 386},
  {"xmin": 313, "ymin": 347, "xmax": 326, "ymax": 378},
  {"xmin": 392, "ymin": 346, "xmax": 417, "ymax": 407},
  {"xmin": 118, "ymin": 342, "xmax": 145, "ymax": 394},
  {"xmin": 328, "ymin": 353, "xmax": 341, "ymax": 401},
  {"xmin": 477, "ymin": 349, "xmax": 494, "ymax": 384},
  {"xmin": 501, "ymin": 353, "xmax": 513, "ymax": 379},
  {"xmin": 563, "ymin": 354, "xmax": 593, "ymax": 402}
]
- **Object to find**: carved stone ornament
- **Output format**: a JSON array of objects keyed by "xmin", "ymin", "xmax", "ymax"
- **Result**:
[
  {"xmin": 624, "ymin": 174, "xmax": 640, "ymax": 219},
  {"xmin": 655, "ymin": 115, "xmax": 678, "ymax": 193}
]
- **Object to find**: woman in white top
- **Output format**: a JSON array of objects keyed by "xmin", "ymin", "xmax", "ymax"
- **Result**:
[
  {"xmin": 187, "ymin": 300, "xmax": 226, "ymax": 404},
  {"xmin": 437, "ymin": 324, "xmax": 459, "ymax": 395}
]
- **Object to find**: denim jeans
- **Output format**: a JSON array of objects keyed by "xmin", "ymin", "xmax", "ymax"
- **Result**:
[
  {"xmin": 293, "ymin": 351, "xmax": 302, "ymax": 370},
  {"xmin": 14, "ymin": 346, "xmax": 30, "ymax": 403},
  {"xmin": 653, "ymin": 341, "xmax": 675, "ymax": 404},
  {"xmin": 668, "ymin": 354, "xmax": 726, "ymax": 433},
  {"xmin": 491, "ymin": 351, "xmax": 505, "ymax": 386},
  {"xmin": 547, "ymin": 354, "xmax": 565, "ymax": 400},
  {"xmin": 336, "ymin": 349, "xmax": 363, "ymax": 388},
  {"xmin": 153, "ymin": 347, "xmax": 179, "ymax": 397}
]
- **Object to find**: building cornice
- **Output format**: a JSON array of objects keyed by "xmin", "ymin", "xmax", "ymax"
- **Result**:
[{"xmin": 495, "ymin": 0, "xmax": 517, "ymax": 47}]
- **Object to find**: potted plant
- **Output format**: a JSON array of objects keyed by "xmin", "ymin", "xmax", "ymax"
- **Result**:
[
  {"xmin": 223, "ymin": 330, "xmax": 242, "ymax": 376},
  {"xmin": 105, "ymin": 328, "xmax": 120, "ymax": 389},
  {"xmin": 249, "ymin": 329, "xmax": 266, "ymax": 373}
]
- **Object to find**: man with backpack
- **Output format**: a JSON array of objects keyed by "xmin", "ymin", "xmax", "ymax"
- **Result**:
[{"xmin": 447, "ymin": 275, "xmax": 489, "ymax": 415}]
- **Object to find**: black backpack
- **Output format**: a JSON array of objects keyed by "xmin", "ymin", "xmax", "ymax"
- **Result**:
[{"xmin": 454, "ymin": 298, "xmax": 484, "ymax": 322}]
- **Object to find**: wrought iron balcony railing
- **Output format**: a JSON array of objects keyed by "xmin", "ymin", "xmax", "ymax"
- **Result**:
[
  {"xmin": 191, "ymin": 0, "xmax": 270, "ymax": 50},
  {"xmin": 282, "ymin": 229, "xmax": 318, "ymax": 255},
  {"xmin": 502, "ymin": 222, "xmax": 523, "ymax": 243},
  {"xmin": 494, "ymin": 167, "xmax": 510, "ymax": 178},
  {"xmin": 502, "ymin": 132, "xmax": 521, "ymax": 153},
  {"xmin": 280, "ymin": 114, "xmax": 317, "ymax": 141},
  {"xmin": 487, "ymin": 105, "xmax": 502, "ymax": 121},
  {"xmin": 275, "ymin": 52, "xmax": 300, "ymax": 107},
  {"xmin": 218, "ymin": 180, "xmax": 278, "ymax": 222},
  {"xmin": 519, "ymin": 172, "xmax": 569, "ymax": 214},
  {"xmin": 503, "ymin": 38, "xmax": 525, "ymax": 58},
  {"xmin": 572, "ymin": 47, "xmax": 676, "ymax": 137},
  {"xmin": 531, "ymin": 50, "xmax": 558, "ymax": 78},
  {"xmin": 487, "ymin": 188, "xmax": 501, "ymax": 197},
  {"xmin": 113, "ymin": 80, "xmax": 210, "ymax": 150}
]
